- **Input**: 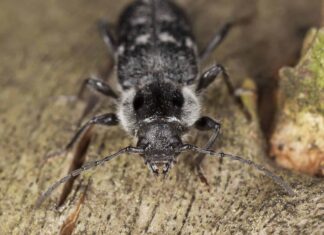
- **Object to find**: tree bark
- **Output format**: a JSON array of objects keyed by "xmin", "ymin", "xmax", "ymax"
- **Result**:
[
  {"xmin": 0, "ymin": 0, "xmax": 323, "ymax": 234},
  {"xmin": 271, "ymin": 28, "xmax": 324, "ymax": 176}
]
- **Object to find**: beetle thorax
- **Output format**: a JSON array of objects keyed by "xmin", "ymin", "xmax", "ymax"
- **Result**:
[{"xmin": 117, "ymin": 81, "xmax": 201, "ymax": 134}]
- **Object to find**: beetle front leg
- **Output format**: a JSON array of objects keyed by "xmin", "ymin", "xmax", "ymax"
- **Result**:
[
  {"xmin": 193, "ymin": 116, "xmax": 221, "ymax": 185},
  {"xmin": 44, "ymin": 113, "xmax": 119, "ymax": 162}
]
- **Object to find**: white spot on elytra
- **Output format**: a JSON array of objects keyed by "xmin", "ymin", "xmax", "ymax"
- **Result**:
[
  {"xmin": 135, "ymin": 34, "xmax": 151, "ymax": 44},
  {"xmin": 158, "ymin": 14, "xmax": 175, "ymax": 22},
  {"xmin": 131, "ymin": 17, "xmax": 147, "ymax": 26},
  {"xmin": 158, "ymin": 32, "xmax": 178, "ymax": 44},
  {"xmin": 117, "ymin": 45, "xmax": 125, "ymax": 55},
  {"xmin": 185, "ymin": 37, "xmax": 198, "ymax": 54},
  {"xmin": 185, "ymin": 37, "xmax": 194, "ymax": 49}
]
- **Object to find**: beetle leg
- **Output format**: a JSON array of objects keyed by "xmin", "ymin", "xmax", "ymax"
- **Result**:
[
  {"xmin": 43, "ymin": 113, "xmax": 119, "ymax": 162},
  {"xmin": 199, "ymin": 22, "xmax": 232, "ymax": 62},
  {"xmin": 77, "ymin": 75, "xmax": 119, "ymax": 99},
  {"xmin": 193, "ymin": 116, "xmax": 221, "ymax": 185},
  {"xmin": 97, "ymin": 19, "xmax": 116, "ymax": 60},
  {"xmin": 197, "ymin": 64, "xmax": 251, "ymax": 120},
  {"xmin": 197, "ymin": 64, "xmax": 235, "ymax": 95}
]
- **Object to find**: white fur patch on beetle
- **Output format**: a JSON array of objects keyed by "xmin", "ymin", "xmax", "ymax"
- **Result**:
[
  {"xmin": 158, "ymin": 13, "xmax": 175, "ymax": 22},
  {"xmin": 117, "ymin": 45, "xmax": 125, "ymax": 55},
  {"xmin": 117, "ymin": 88, "xmax": 137, "ymax": 133},
  {"xmin": 131, "ymin": 17, "xmax": 148, "ymax": 26},
  {"xmin": 181, "ymin": 86, "xmax": 201, "ymax": 126},
  {"xmin": 135, "ymin": 34, "xmax": 151, "ymax": 45},
  {"xmin": 158, "ymin": 32, "xmax": 179, "ymax": 45},
  {"xmin": 185, "ymin": 37, "xmax": 198, "ymax": 54},
  {"xmin": 185, "ymin": 37, "xmax": 194, "ymax": 49},
  {"xmin": 143, "ymin": 116, "xmax": 181, "ymax": 124}
]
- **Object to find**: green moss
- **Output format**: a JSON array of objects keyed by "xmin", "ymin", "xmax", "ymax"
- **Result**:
[
  {"xmin": 309, "ymin": 29, "xmax": 324, "ymax": 87},
  {"xmin": 280, "ymin": 28, "xmax": 324, "ymax": 116}
]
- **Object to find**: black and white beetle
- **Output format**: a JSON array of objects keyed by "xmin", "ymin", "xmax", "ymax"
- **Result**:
[{"xmin": 36, "ymin": 0, "xmax": 294, "ymax": 207}]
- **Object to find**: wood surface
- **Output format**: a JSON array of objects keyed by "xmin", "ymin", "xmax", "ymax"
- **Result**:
[{"xmin": 0, "ymin": 0, "xmax": 323, "ymax": 234}]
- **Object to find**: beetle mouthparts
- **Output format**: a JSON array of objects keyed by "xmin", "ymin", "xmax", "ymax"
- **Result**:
[{"xmin": 147, "ymin": 161, "xmax": 173, "ymax": 175}]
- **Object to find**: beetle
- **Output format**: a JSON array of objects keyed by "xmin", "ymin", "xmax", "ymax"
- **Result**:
[{"xmin": 36, "ymin": 0, "xmax": 294, "ymax": 207}]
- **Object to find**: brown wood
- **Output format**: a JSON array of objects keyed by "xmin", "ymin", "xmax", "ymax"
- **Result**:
[{"xmin": 0, "ymin": 0, "xmax": 322, "ymax": 234}]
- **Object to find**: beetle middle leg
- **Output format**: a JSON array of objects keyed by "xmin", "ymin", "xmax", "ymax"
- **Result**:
[
  {"xmin": 197, "ymin": 64, "xmax": 251, "ymax": 120},
  {"xmin": 197, "ymin": 64, "xmax": 235, "ymax": 95},
  {"xmin": 43, "ymin": 113, "xmax": 119, "ymax": 162},
  {"xmin": 193, "ymin": 116, "xmax": 221, "ymax": 185},
  {"xmin": 77, "ymin": 75, "xmax": 119, "ymax": 100}
]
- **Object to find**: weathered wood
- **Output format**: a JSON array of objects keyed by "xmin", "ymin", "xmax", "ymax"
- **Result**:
[
  {"xmin": 271, "ymin": 28, "xmax": 324, "ymax": 176},
  {"xmin": 0, "ymin": 0, "xmax": 323, "ymax": 234}
]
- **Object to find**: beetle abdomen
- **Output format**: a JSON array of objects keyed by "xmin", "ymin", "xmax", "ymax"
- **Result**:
[{"xmin": 117, "ymin": 0, "xmax": 198, "ymax": 89}]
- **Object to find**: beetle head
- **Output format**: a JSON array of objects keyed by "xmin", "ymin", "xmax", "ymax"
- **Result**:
[
  {"xmin": 118, "ymin": 81, "xmax": 201, "ymax": 175},
  {"xmin": 137, "ymin": 122, "xmax": 183, "ymax": 175}
]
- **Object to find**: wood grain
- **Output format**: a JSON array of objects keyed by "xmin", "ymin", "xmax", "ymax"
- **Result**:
[{"xmin": 0, "ymin": 0, "xmax": 323, "ymax": 234}]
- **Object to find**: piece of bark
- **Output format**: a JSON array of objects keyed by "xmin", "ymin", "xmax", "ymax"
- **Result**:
[
  {"xmin": 0, "ymin": 0, "xmax": 323, "ymax": 234},
  {"xmin": 271, "ymin": 28, "xmax": 324, "ymax": 176}
]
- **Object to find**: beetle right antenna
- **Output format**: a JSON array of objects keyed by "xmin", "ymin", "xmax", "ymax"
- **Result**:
[{"xmin": 180, "ymin": 144, "xmax": 295, "ymax": 196}]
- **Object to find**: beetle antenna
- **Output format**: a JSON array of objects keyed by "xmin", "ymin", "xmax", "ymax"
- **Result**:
[
  {"xmin": 180, "ymin": 144, "xmax": 295, "ymax": 196},
  {"xmin": 35, "ymin": 146, "xmax": 144, "ymax": 208}
]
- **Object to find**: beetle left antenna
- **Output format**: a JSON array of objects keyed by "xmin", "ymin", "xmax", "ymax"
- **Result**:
[
  {"xmin": 180, "ymin": 144, "xmax": 295, "ymax": 196},
  {"xmin": 35, "ymin": 146, "xmax": 144, "ymax": 208}
]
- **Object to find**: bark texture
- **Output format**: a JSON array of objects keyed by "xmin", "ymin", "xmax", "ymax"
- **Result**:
[
  {"xmin": 271, "ymin": 28, "xmax": 324, "ymax": 176},
  {"xmin": 0, "ymin": 0, "xmax": 323, "ymax": 234}
]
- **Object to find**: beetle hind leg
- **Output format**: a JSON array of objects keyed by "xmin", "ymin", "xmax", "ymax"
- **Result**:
[{"xmin": 97, "ymin": 19, "xmax": 117, "ymax": 60}]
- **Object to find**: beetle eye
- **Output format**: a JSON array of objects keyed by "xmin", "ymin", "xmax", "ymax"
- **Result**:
[
  {"xmin": 172, "ymin": 92, "xmax": 184, "ymax": 107},
  {"xmin": 133, "ymin": 94, "xmax": 144, "ymax": 110}
]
